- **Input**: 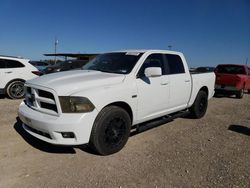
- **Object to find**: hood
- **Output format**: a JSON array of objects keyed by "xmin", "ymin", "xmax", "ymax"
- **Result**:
[{"xmin": 27, "ymin": 70, "xmax": 125, "ymax": 95}]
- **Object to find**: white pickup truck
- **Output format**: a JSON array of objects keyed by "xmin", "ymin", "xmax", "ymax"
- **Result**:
[{"xmin": 18, "ymin": 50, "xmax": 215, "ymax": 155}]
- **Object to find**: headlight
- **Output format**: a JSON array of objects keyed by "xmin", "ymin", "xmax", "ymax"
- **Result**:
[{"xmin": 59, "ymin": 96, "xmax": 95, "ymax": 113}]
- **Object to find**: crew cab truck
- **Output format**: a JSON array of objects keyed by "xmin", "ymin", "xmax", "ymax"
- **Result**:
[
  {"xmin": 215, "ymin": 64, "xmax": 250, "ymax": 98},
  {"xmin": 18, "ymin": 50, "xmax": 215, "ymax": 155}
]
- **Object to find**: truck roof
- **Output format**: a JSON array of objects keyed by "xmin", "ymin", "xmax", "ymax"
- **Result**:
[{"xmin": 112, "ymin": 49, "xmax": 182, "ymax": 55}]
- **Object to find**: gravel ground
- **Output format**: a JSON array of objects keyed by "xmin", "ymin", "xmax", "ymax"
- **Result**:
[{"xmin": 0, "ymin": 95, "xmax": 250, "ymax": 188}]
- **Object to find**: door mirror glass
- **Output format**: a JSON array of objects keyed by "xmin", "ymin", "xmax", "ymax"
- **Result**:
[{"xmin": 144, "ymin": 67, "xmax": 162, "ymax": 77}]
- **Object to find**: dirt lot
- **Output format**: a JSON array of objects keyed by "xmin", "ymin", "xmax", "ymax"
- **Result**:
[{"xmin": 0, "ymin": 95, "xmax": 250, "ymax": 188}]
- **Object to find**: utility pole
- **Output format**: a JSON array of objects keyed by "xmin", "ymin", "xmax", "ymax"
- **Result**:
[
  {"xmin": 54, "ymin": 37, "xmax": 58, "ymax": 64},
  {"xmin": 245, "ymin": 57, "xmax": 248, "ymax": 65}
]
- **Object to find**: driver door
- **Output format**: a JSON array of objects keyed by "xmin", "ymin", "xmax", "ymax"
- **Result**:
[{"xmin": 135, "ymin": 53, "xmax": 169, "ymax": 122}]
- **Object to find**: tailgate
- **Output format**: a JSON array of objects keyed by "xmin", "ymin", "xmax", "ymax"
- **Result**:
[{"xmin": 216, "ymin": 74, "xmax": 240, "ymax": 86}]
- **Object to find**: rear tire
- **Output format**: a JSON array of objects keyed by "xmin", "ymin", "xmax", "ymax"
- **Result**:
[
  {"xmin": 236, "ymin": 89, "xmax": 244, "ymax": 99},
  {"xmin": 248, "ymin": 90, "xmax": 250, "ymax": 94},
  {"xmin": 89, "ymin": 106, "xmax": 131, "ymax": 155},
  {"xmin": 189, "ymin": 90, "xmax": 208, "ymax": 119},
  {"xmin": 6, "ymin": 80, "xmax": 25, "ymax": 99}
]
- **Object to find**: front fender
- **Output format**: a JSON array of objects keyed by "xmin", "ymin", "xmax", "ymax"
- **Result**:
[{"xmin": 71, "ymin": 82, "xmax": 138, "ymax": 124}]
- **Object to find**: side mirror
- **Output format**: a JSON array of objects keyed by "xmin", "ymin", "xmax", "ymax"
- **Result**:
[{"xmin": 144, "ymin": 67, "xmax": 162, "ymax": 77}]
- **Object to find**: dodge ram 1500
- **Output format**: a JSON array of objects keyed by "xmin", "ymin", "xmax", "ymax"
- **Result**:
[{"xmin": 18, "ymin": 50, "xmax": 215, "ymax": 155}]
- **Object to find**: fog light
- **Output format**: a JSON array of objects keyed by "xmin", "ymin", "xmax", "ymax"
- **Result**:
[{"xmin": 61, "ymin": 132, "xmax": 75, "ymax": 138}]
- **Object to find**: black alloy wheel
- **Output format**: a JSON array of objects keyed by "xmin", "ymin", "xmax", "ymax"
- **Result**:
[
  {"xmin": 89, "ymin": 106, "xmax": 131, "ymax": 155},
  {"xmin": 103, "ymin": 117, "xmax": 127, "ymax": 148},
  {"xmin": 189, "ymin": 90, "xmax": 208, "ymax": 119}
]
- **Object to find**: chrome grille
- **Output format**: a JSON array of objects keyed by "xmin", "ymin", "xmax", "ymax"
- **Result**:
[{"xmin": 25, "ymin": 86, "xmax": 58, "ymax": 116}]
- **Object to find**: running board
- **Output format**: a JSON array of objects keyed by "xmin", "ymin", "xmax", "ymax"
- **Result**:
[{"xmin": 134, "ymin": 110, "xmax": 190, "ymax": 134}]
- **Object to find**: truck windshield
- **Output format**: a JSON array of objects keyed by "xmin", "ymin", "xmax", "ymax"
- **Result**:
[
  {"xmin": 216, "ymin": 65, "xmax": 246, "ymax": 74},
  {"xmin": 82, "ymin": 52, "xmax": 143, "ymax": 74}
]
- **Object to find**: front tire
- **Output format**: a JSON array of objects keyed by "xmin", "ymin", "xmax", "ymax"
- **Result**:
[
  {"xmin": 89, "ymin": 106, "xmax": 131, "ymax": 155},
  {"xmin": 189, "ymin": 90, "xmax": 208, "ymax": 119},
  {"xmin": 236, "ymin": 89, "xmax": 244, "ymax": 99},
  {"xmin": 6, "ymin": 80, "xmax": 25, "ymax": 99}
]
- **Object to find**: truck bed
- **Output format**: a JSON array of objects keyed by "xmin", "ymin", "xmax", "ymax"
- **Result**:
[{"xmin": 188, "ymin": 72, "xmax": 215, "ymax": 107}]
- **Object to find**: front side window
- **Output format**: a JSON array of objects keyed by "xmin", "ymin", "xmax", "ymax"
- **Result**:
[
  {"xmin": 137, "ymin": 53, "xmax": 165, "ymax": 77},
  {"xmin": 165, "ymin": 54, "xmax": 185, "ymax": 74},
  {"xmin": 83, "ymin": 52, "xmax": 143, "ymax": 74},
  {"xmin": 5, "ymin": 59, "xmax": 25, "ymax": 68}
]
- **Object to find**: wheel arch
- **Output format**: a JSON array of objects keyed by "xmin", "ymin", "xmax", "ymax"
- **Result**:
[
  {"xmin": 103, "ymin": 101, "xmax": 133, "ymax": 124},
  {"xmin": 199, "ymin": 86, "xmax": 209, "ymax": 97}
]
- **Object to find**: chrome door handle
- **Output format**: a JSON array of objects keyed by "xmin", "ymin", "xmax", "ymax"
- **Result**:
[
  {"xmin": 161, "ymin": 83, "xmax": 168, "ymax": 85},
  {"xmin": 5, "ymin": 71, "xmax": 12, "ymax": 74},
  {"xmin": 185, "ymin": 80, "xmax": 190, "ymax": 82}
]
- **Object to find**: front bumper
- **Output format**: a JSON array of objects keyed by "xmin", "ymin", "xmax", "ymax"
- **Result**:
[{"xmin": 18, "ymin": 101, "xmax": 98, "ymax": 145}]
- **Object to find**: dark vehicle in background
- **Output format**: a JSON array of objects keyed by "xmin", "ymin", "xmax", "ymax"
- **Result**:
[
  {"xmin": 42, "ymin": 60, "xmax": 88, "ymax": 74},
  {"xmin": 215, "ymin": 64, "xmax": 250, "ymax": 98},
  {"xmin": 30, "ymin": 61, "xmax": 49, "ymax": 71},
  {"xmin": 195, "ymin": 66, "xmax": 215, "ymax": 73}
]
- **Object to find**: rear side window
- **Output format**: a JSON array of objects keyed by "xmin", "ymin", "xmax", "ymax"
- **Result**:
[
  {"xmin": 165, "ymin": 54, "xmax": 185, "ymax": 74},
  {"xmin": 5, "ymin": 59, "xmax": 25, "ymax": 68}
]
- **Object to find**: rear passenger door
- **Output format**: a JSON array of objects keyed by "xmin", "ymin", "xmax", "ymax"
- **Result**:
[{"xmin": 164, "ymin": 54, "xmax": 191, "ymax": 111}]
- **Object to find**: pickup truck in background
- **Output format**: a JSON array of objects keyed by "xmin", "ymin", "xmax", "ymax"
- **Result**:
[
  {"xmin": 215, "ymin": 64, "xmax": 250, "ymax": 98},
  {"xmin": 18, "ymin": 50, "xmax": 215, "ymax": 155}
]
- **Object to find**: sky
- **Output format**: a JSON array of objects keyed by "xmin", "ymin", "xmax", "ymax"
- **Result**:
[{"xmin": 0, "ymin": 0, "xmax": 249, "ymax": 67}]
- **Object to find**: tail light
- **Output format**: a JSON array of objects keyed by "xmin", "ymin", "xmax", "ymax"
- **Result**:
[{"xmin": 32, "ymin": 71, "xmax": 42, "ymax": 76}]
